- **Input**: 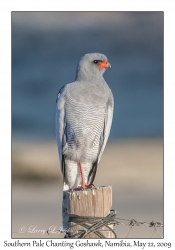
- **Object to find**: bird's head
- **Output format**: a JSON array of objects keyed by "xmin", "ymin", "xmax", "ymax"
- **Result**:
[{"xmin": 75, "ymin": 53, "xmax": 111, "ymax": 81}]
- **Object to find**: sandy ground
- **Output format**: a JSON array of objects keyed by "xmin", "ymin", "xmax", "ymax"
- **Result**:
[{"xmin": 12, "ymin": 138, "xmax": 163, "ymax": 239}]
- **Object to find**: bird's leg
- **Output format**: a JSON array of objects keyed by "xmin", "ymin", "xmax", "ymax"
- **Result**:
[
  {"xmin": 79, "ymin": 161, "xmax": 92, "ymax": 189},
  {"xmin": 79, "ymin": 161, "xmax": 86, "ymax": 189},
  {"xmin": 71, "ymin": 162, "xmax": 93, "ymax": 191}
]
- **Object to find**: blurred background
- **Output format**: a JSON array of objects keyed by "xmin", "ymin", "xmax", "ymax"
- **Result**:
[{"xmin": 12, "ymin": 11, "xmax": 163, "ymax": 238}]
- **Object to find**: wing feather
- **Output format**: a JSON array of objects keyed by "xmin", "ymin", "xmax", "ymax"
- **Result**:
[
  {"xmin": 55, "ymin": 85, "xmax": 67, "ymax": 173},
  {"xmin": 88, "ymin": 90, "xmax": 114, "ymax": 184}
]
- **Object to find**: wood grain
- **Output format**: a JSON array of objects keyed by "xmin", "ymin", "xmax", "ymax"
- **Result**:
[{"xmin": 63, "ymin": 186, "xmax": 115, "ymax": 238}]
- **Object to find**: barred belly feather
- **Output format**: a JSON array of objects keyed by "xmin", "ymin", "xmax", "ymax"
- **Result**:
[{"xmin": 63, "ymin": 91, "xmax": 106, "ymax": 163}]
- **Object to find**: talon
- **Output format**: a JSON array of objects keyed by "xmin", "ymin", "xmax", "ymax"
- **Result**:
[{"xmin": 84, "ymin": 184, "xmax": 93, "ymax": 189}]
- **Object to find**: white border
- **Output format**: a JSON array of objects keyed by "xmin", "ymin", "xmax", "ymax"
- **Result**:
[{"xmin": 1, "ymin": 0, "xmax": 175, "ymax": 248}]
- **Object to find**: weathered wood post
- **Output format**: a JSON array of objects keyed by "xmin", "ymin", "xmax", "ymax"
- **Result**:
[{"xmin": 62, "ymin": 186, "xmax": 116, "ymax": 238}]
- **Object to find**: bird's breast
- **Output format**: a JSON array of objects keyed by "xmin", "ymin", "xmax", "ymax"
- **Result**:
[{"xmin": 67, "ymin": 80, "xmax": 110, "ymax": 105}]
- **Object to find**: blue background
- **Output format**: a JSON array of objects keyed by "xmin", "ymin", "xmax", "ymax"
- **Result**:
[{"xmin": 12, "ymin": 12, "xmax": 163, "ymax": 141}]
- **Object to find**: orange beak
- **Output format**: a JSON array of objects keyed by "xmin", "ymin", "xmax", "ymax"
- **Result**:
[{"xmin": 98, "ymin": 60, "xmax": 111, "ymax": 69}]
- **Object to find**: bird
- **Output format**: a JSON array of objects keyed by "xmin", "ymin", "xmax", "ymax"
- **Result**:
[{"xmin": 56, "ymin": 53, "xmax": 114, "ymax": 191}]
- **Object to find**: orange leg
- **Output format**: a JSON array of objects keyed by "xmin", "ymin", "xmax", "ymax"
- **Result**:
[
  {"xmin": 79, "ymin": 161, "xmax": 92, "ymax": 189},
  {"xmin": 71, "ymin": 162, "xmax": 93, "ymax": 191},
  {"xmin": 79, "ymin": 161, "xmax": 86, "ymax": 189}
]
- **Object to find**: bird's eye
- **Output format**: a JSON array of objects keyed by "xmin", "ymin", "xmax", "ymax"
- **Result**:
[{"xmin": 93, "ymin": 60, "xmax": 99, "ymax": 64}]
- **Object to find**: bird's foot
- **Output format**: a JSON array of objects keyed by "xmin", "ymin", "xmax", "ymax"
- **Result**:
[
  {"xmin": 71, "ymin": 184, "xmax": 93, "ymax": 192},
  {"xmin": 84, "ymin": 184, "xmax": 93, "ymax": 189}
]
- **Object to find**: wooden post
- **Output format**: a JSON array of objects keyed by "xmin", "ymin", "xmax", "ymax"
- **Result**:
[{"xmin": 62, "ymin": 186, "xmax": 115, "ymax": 238}]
